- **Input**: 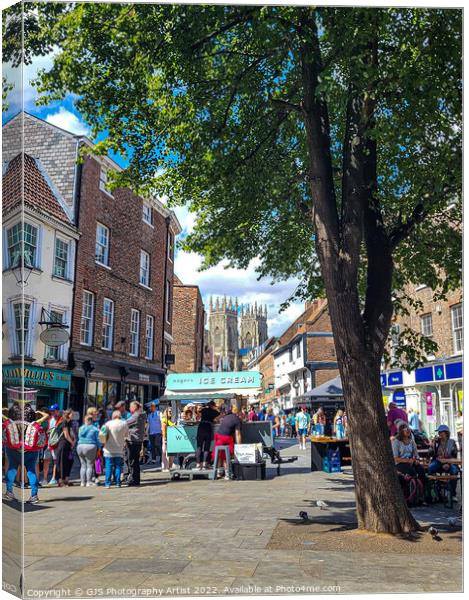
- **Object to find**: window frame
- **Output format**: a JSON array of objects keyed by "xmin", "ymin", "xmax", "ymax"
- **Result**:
[
  {"xmin": 165, "ymin": 280, "xmax": 172, "ymax": 324},
  {"xmin": 451, "ymin": 303, "xmax": 463, "ymax": 354},
  {"xmin": 53, "ymin": 236, "xmax": 70, "ymax": 279},
  {"xmin": 99, "ymin": 167, "xmax": 113, "ymax": 196},
  {"xmin": 95, "ymin": 222, "xmax": 110, "ymax": 266},
  {"xmin": 145, "ymin": 315, "xmax": 154, "ymax": 360},
  {"xmin": 101, "ymin": 298, "xmax": 114, "ymax": 351},
  {"xmin": 80, "ymin": 290, "xmax": 95, "ymax": 346},
  {"xmin": 6, "ymin": 221, "xmax": 40, "ymax": 269},
  {"xmin": 420, "ymin": 313, "xmax": 433, "ymax": 337},
  {"xmin": 44, "ymin": 309, "xmax": 65, "ymax": 361},
  {"xmin": 139, "ymin": 250, "xmax": 151, "ymax": 287},
  {"xmin": 130, "ymin": 309, "xmax": 140, "ymax": 357},
  {"xmin": 142, "ymin": 202, "xmax": 153, "ymax": 226},
  {"xmin": 12, "ymin": 301, "xmax": 32, "ymax": 357}
]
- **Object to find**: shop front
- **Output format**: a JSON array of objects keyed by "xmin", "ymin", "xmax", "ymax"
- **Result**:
[
  {"xmin": 69, "ymin": 352, "xmax": 165, "ymax": 415},
  {"xmin": 382, "ymin": 359, "xmax": 463, "ymax": 438},
  {"xmin": 2, "ymin": 364, "xmax": 72, "ymax": 409}
]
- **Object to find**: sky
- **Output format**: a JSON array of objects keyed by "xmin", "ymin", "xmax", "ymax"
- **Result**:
[{"xmin": 2, "ymin": 52, "xmax": 306, "ymax": 338}]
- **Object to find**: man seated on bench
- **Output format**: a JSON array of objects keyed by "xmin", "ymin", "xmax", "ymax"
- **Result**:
[{"xmin": 428, "ymin": 424, "xmax": 459, "ymax": 502}]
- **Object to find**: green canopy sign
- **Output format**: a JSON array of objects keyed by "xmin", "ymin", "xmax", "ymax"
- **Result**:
[{"xmin": 166, "ymin": 371, "xmax": 262, "ymax": 391}]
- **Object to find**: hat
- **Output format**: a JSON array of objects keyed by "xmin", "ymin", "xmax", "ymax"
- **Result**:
[
  {"xmin": 151, "ymin": 400, "xmax": 159, "ymax": 406},
  {"xmin": 48, "ymin": 403, "xmax": 60, "ymax": 411},
  {"xmin": 437, "ymin": 424, "xmax": 450, "ymax": 433}
]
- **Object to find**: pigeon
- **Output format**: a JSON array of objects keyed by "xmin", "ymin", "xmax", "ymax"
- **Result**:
[
  {"xmin": 448, "ymin": 517, "xmax": 459, "ymax": 528},
  {"xmin": 428, "ymin": 526, "xmax": 440, "ymax": 540},
  {"xmin": 299, "ymin": 511, "xmax": 309, "ymax": 521},
  {"xmin": 316, "ymin": 500, "xmax": 329, "ymax": 510}
]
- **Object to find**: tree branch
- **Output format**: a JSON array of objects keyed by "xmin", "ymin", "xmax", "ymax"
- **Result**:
[
  {"xmin": 270, "ymin": 98, "xmax": 302, "ymax": 114},
  {"xmin": 190, "ymin": 9, "xmax": 257, "ymax": 52}
]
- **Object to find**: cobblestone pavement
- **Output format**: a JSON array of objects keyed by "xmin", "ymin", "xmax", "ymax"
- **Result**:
[{"xmin": 2, "ymin": 440, "xmax": 463, "ymax": 597}]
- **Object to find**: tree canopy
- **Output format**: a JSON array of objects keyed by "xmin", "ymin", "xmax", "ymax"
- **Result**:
[{"xmin": 4, "ymin": 3, "xmax": 462, "ymax": 367}]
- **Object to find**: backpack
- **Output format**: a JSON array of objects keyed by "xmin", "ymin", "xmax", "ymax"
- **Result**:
[
  {"xmin": 98, "ymin": 424, "xmax": 109, "ymax": 445},
  {"xmin": 23, "ymin": 422, "xmax": 47, "ymax": 451},
  {"xmin": 2, "ymin": 419, "xmax": 22, "ymax": 449},
  {"xmin": 48, "ymin": 418, "xmax": 64, "ymax": 449},
  {"xmin": 400, "ymin": 473, "xmax": 424, "ymax": 507}
]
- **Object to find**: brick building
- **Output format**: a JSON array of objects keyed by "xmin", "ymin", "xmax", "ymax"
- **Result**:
[
  {"xmin": 383, "ymin": 283, "xmax": 463, "ymax": 437},
  {"xmin": 2, "ymin": 112, "xmax": 181, "ymax": 412},
  {"xmin": 171, "ymin": 275, "xmax": 205, "ymax": 373},
  {"xmin": 247, "ymin": 299, "xmax": 338, "ymax": 411}
]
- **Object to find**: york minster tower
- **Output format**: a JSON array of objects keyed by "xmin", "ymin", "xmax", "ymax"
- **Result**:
[{"xmin": 207, "ymin": 296, "xmax": 268, "ymax": 371}]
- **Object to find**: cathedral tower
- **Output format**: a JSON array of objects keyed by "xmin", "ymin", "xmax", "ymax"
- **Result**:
[
  {"xmin": 239, "ymin": 302, "xmax": 268, "ymax": 351},
  {"xmin": 207, "ymin": 296, "xmax": 239, "ymax": 371}
]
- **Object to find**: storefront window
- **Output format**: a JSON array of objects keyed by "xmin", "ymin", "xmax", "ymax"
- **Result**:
[
  {"xmin": 87, "ymin": 380, "xmax": 119, "ymax": 408},
  {"xmin": 124, "ymin": 384, "xmax": 146, "ymax": 404}
]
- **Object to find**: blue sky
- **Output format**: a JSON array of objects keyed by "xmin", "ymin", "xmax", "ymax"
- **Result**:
[{"xmin": 3, "ymin": 54, "xmax": 306, "ymax": 337}]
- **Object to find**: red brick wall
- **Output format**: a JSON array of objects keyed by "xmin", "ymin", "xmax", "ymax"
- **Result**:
[
  {"xmin": 71, "ymin": 155, "xmax": 173, "ymax": 368},
  {"xmin": 172, "ymin": 284, "xmax": 205, "ymax": 372}
]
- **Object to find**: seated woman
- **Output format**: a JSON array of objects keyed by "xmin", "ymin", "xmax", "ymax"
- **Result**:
[
  {"xmin": 392, "ymin": 423, "xmax": 427, "ymax": 496},
  {"xmin": 428, "ymin": 424, "xmax": 459, "ymax": 500}
]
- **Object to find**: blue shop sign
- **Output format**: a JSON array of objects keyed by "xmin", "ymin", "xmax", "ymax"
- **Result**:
[
  {"xmin": 392, "ymin": 389, "xmax": 406, "ymax": 408},
  {"xmin": 445, "ymin": 362, "xmax": 462, "ymax": 380},
  {"xmin": 380, "ymin": 374, "xmax": 387, "ymax": 387},
  {"xmin": 387, "ymin": 371, "xmax": 403, "ymax": 386},
  {"xmin": 415, "ymin": 366, "xmax": 434, "ymax": 383}
]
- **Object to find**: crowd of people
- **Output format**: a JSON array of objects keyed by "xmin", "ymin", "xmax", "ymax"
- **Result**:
[{"xmin": 386, "ymin": 402, "xmax": 463, "ymax": 504}]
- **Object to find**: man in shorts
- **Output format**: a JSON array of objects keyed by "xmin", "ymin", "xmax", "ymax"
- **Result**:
[
  {"xmin": 43, "ymin": 404, "xmax": 61, "ymax": 485},
  {"xmin": 295, "ymin": 406, "xmax": 310, "ymax": 450}
]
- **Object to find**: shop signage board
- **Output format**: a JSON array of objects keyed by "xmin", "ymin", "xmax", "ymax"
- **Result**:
[
  {"xmin": 392, "ymin": 389, "xmax": 406, "ymax": 408},
  {"xmin": 2, "ymin": 365, "xmax": 71, "ymax": 389},
  {"xmin": 425, "ymin": 391, "xmax": 436, "ymax": 423},
  {"xmin": 387, "ymin": 371, "xmax": 403, "ymax": 386},
  {"xmin": 166, "ymin": 370, "xmax": 262, "ymax": 391},
  {"xmin": 39, "ymin": 327, "xmax": 69, "ymax": 347},
  {"xmin": 446, "ymin": 362, "xmax": 462, "ymax": 380},
  {"xmin": 434, "ymin": 365, "xmax": 445, "ymax": 381},
  {"xmin": 167, "ymin": 425, "xmax": 198, "ymax": 454},
  {"xmin": 415, "ymin": 366, "xmax": 434, "ymax": 383},
  {"xmin": 380, "ymin": 374, "xmax": 387, "ymax": 387}
]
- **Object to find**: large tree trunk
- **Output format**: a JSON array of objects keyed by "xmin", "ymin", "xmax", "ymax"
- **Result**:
[{"xmin": 325, "ymin": 284, "xmax": 421, "ymax": 533}]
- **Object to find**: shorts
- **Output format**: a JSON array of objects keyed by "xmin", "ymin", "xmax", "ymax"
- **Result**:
[
  {"xmin": 43, "ymin": 447, "xmax": 56, "ymax": 461},
  {"xmin": 298, "ymin": 428, "xmax": 307, "ymax": 436}
]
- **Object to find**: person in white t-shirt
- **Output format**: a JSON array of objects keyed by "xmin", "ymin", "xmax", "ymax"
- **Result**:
[
  {"xmin": 295, "ymin": 407, "xmax": 310, "ymax": 450},
  {"xmin": 102, "ymin": 410, "xmax": 129, "ymax": 488}
]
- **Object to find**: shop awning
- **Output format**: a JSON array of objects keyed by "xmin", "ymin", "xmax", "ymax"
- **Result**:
[
  {"xmin": 304, "ymin": 376, "xmax": 343, "ymax": 398},
  {"xmin": 160, "ymin": 388, "xmax": 262, "ymax": 404}
]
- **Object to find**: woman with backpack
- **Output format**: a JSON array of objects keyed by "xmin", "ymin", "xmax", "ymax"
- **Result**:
[
  {"xmin": 3, "ymin": 403, "xmax": 49, "ymax": 504},
  {"xmin": 55, "ymin": 409, "xmax": 76, "ymax": 487}
]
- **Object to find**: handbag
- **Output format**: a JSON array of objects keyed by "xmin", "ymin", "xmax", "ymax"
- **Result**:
[{"xmin": 95, "ymin": 455, "xmax": 103, "ymax": 475}]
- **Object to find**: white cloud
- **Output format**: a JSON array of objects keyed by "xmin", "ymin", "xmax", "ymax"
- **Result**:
[
  {"xmin": 174, "ymin": 249, "xmax": 304, "ymax": 337},
  {"xmin": 45, "ymin": 107, "xmax": 90, "ymax": 136}
]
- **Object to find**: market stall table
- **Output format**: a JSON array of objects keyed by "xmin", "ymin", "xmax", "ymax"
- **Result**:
[{"xmin": 310, "ymin": 436, "xmax": 351, "ymax": 471}]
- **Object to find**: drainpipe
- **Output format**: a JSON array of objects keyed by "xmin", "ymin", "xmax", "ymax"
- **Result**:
[
  {"xmin": 161, "ymin": 216, "xmax": 171, "ymax": 384},
  {"xmin": 67, "ymin": 140, "xmax": 83, "ymax": 410}
]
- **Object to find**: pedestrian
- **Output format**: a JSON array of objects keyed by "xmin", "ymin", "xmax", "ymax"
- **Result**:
[
  {"xmin": 115, "ymin": 400, "xmax": 131, "ymax": 420},
  {"xmin": 386, "ymin": 401, "xmax": 408, "ymax": 438},
  {"xmin": 408, "ymin": 407, "xmax": 420, "ymax": 433},
  {"xmin": 77, "ymin": 415, "xmax": 101, "ymax": 487},
  {"xmin": 333, "ymin": 409, "xmax": 346, "ymax": 439},
  {"xmin": 102, "ymin": 410, "xmax": 129, "ymax": 488},
  {"xmin": 147, "ymin": 401, "xmax": 163, "ymax": 465},
  {"xmin": 313, "ymin": 407, "xmax": 326, "ymax": 435},
  {"xmin": 126, "ymin": 401, "xmax": 146, "ymax": 487},
  {"xmin": 248, "ymin": 406, "xmax": 257, "ymax": 422},
  {"xmin": 195, "ymin": 400, "xmax": 220, "ymax": 470},
  {"xmin": 288, "ymin": 411, "xmax": 296, "ymax": 438},
  {"xmin": 257, "ymin": 408, "xmax": 266, "ymax": 421},
  {"xmin": 56, "ymin": 409, "xmax": 76, "ymax": 487},
  {"xmin": 455, "ymin": 410, "xmax": 463, "ymax": 453},
  {"xmin": 161, "ymin": 406, "xmax": 175, "ymax": 472},
  {"xmin": 295, "ymin": 406, "xmax": 310, "ymax": 450},
  {"xmin": 3, "ymin": 403, "xmax": 48, "ymax": 504},
  {"xmin": 280, "ymin": 415, "xmax": 287, "ymax": 437},
  {"xmin": 36, "ymin": 407, "xmax": 50, "ymax": 485},
  {"xmin": 43, "ymin": 404, "xmax": 62, "ymax": 485},
  {"xmin": 213, "ymin": 406, "xmax": 242, "ymax": 480}
]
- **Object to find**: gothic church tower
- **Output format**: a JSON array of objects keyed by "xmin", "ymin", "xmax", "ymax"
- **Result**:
[
  {"xmin": 207, "ymin": 296, "xmax": 239, "ymax": 371},
  {"xmin": 239, "ymin": 302, "xmax": 268, "ymax": 350}
]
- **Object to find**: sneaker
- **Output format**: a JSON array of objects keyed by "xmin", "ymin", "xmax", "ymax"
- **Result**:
[
  {"xmin": 86, "ymin": 482, "xmax": 96, "ymax": 487},
  {"xmin": 3, "ymin": 491, "xmax": 15, "ymax": 502},
  {"xmin": 80, "ymin": 482, "xmax": 86, "ymax": 487},
  {"xmin": 26, "ymin": 495, "xmax": 39, "ymax": 505},
  {"xmin": 194, "ymin": 464, "xmax": 202, "ymax": 471},
  {"xmin": 48, "ymin": 479, "xmax": 58, "ymax": 486},
  {"xmin": 104, "ymin": 485, "xmax": 111, "ymax": 489},
  {"xmin": 224, "ymin": 474, "xmax": 231, "ymax": 481},
  {"xmin": 202, "ymin": 463, "xmax": 209, "ymax": 470}
]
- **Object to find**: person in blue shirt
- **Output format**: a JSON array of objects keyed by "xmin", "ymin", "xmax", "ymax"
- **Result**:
[
  {"xmin": 147, "ymin": 401, "xmax": 162, "ymax": 465},
  {"xmin": 115, "ymin": 400, "xmax": 132, "ymax": 420},
  {"xmin": 408, "ymin": 408, "xmax": 420, "ymax": 433},
  {"xmin": 77, "ymin": 415, "xmax": 101, "ymax": 486},
  {"xmin": 257, "ymin": 408, "xmax": 266, "ymax": 421}
]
